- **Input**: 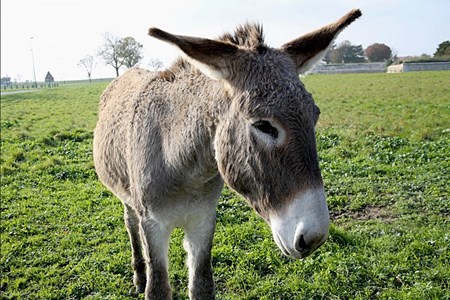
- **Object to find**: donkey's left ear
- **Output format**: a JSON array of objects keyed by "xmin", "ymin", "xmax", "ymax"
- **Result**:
[
  {"xmin": 280, "ymin": 9, "xmax": 362, "ymax": 74},
  {"xmin": 149, "ymin": 27, "xmax": 239, "ymax": 80}
]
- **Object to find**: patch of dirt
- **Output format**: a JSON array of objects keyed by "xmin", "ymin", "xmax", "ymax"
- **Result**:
[{"xmin": 331, "ymin": 205, "xmax": 397, "ymax": 223}]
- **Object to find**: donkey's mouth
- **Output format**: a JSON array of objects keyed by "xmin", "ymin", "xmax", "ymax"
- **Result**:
[
  {"xmin": 275, "ymin": 234, "xmax": 291, "ymax": 257},
  {"xmin": 275, "ymin": 234, "xmax": 325, "ymax": 259}
]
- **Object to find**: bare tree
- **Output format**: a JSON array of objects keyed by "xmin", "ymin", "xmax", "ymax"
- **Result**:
[
  {"xmin": 98, "ymin": 33, "xmax": 123, "ymax": 77},
  {"xmin": 148, "ymin": 58, "xmax": 164, "ymax": 71},
  {"xmin": 78, "ymin": 55, "xmax": 96, "ymax": 83},
  {"xmin": 119, "ymin": 37, "xmax": 144, "ymax": 68}
]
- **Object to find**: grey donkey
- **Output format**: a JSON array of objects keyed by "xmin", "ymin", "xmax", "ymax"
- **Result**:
[{"xmin": 93, "ymin": 9, "xmax": 361, "ymax": 300}]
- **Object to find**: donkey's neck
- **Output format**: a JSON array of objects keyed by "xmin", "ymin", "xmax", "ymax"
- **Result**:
[{"xmin": 157, "ymin": 65, "xmax": 231, "ymax": 184}]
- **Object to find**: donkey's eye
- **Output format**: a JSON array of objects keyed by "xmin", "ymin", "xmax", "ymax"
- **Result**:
[{"xmin": 252, "ymin": 120, "xmax": 279, "ymax": 139}]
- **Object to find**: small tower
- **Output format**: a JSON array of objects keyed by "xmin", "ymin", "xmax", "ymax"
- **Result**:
[{"xmin": 45, "ymin": 71, "xmax": 54, "ymax": 83}]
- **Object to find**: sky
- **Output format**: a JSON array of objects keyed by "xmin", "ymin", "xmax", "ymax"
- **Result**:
[{"xmin": 1, "ymin": 0, "xmax": 449, "ymax": 82}]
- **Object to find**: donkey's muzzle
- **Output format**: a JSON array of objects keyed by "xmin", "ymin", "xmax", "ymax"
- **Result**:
[{"xmin": 269, "ymin": 187, "xmax": 329, "ymax": 259}]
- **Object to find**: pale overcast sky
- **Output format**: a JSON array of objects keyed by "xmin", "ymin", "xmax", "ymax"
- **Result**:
[{"xmin": 1, "ymin": 0, "xmax": 449, "ymax": 82}]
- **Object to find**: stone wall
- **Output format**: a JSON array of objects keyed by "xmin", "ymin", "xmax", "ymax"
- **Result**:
[
  {"xmin": 313, "ymin": 62, "xmax": 450, "ymax": 74},
  {"xmin": 403, "ymin": 62, "xmax": 450, "ymax": 72},
  {"xmin": 310, "ymin": 62, "xmax": 386, "ymax": 74},
  {"xmin": 387, "ymin": 62, "xmax": 450, "ymax": 73}
]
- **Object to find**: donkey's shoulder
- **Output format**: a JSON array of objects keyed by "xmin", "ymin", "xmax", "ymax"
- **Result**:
[
  {"xmin": 103, "ymin": 67, "xmax": 156, "ymax": 98},
  {"xmin": 99, "ymin": 68, "xmax": 160, "ymax": 110}
]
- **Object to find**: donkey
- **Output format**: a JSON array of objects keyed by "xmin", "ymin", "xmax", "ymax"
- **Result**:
[{"xmin": 93, "ymin": 9, "xmax": 361, "ymax": 300}]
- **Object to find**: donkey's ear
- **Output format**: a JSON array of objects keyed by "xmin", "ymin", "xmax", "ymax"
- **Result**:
[
  {"xmin": 280, "ymin": 9, "xmax": 362, "ymax": 74},
  {"xmin": 149, "ymin": 28, "xmax": 238, "ymax": 80}
]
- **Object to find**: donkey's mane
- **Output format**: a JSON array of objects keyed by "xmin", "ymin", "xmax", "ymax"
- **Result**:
[
  {"xmin": 218, "ymin": 22, "xmax": 266, "ymax": 50},
  {"xmin": 160, "ymin": 23, "xmax": 266, "ymax": 81}
]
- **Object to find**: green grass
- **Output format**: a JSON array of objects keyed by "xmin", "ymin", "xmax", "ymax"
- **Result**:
[{"xmin": 1, "ymin": 72, "xmax": 449, "ymax": 299}]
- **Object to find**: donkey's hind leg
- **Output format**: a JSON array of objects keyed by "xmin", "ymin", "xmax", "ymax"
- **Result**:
[{"xmin": 123, "ymin": 203, "xmax": 147, "ymax": 293}]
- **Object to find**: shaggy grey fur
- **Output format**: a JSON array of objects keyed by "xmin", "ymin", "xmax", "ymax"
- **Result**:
[{"xmin": 94, "ymin": 9, "xmax": 361, "ymax": 300}]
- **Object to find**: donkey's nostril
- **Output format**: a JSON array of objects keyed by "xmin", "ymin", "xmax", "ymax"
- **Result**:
[{"xmin": 295, "ymin": 234, "xmax": 308, "ymax": 253}]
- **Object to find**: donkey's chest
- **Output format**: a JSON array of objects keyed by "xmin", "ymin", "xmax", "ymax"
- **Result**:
[{"xmin": 141, "ymin": 173, "xmax": 223, "ymax": 225}]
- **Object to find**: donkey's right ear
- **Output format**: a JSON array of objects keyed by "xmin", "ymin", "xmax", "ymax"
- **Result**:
[
  {"xmin": 280, "ymin": 9, "xmax": 362, "ymax": 74},
  {"xmin": 149, "ymin": 28, "xmax": 238, "ymax": 80}
]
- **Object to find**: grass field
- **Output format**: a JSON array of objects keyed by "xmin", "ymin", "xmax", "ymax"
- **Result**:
[{"xmin": 1, "ymin": 71, "xmax": 449, "ymax": 299}]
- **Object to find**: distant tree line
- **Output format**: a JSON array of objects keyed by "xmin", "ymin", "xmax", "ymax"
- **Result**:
[
  {"xmin": 324, "ymin": 41, "xmax": 392, "ymax": 64},
  {"xmin": 323, "ymin": 40, "xmax": 450, "ymax": 65},
  {"xmin": 396, "ymin": 41, "xmax": 450, "ymax": 64},
  {"xmin": 76, "ymin": 36, "xmax": 450, "ymax": 82}
]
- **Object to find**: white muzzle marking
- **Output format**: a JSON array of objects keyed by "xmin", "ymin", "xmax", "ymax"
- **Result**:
[{"xmin": 269, "ymin": 187, "xmax": 329, "ymax": 259}]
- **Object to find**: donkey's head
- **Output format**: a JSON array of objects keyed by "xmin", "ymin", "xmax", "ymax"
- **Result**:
[{"xmin": 149, "ymin": 9, "xmax": 361, "ymax": 259}]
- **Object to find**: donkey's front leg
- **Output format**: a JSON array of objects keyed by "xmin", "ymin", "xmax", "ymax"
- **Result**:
[
  {"xmin": 184, "ymin": 209, "xmax": 217, "ymax": 300},
  {"xmin": 139, "ymin": 215, "xmax": 172, "ymax": 300}
]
